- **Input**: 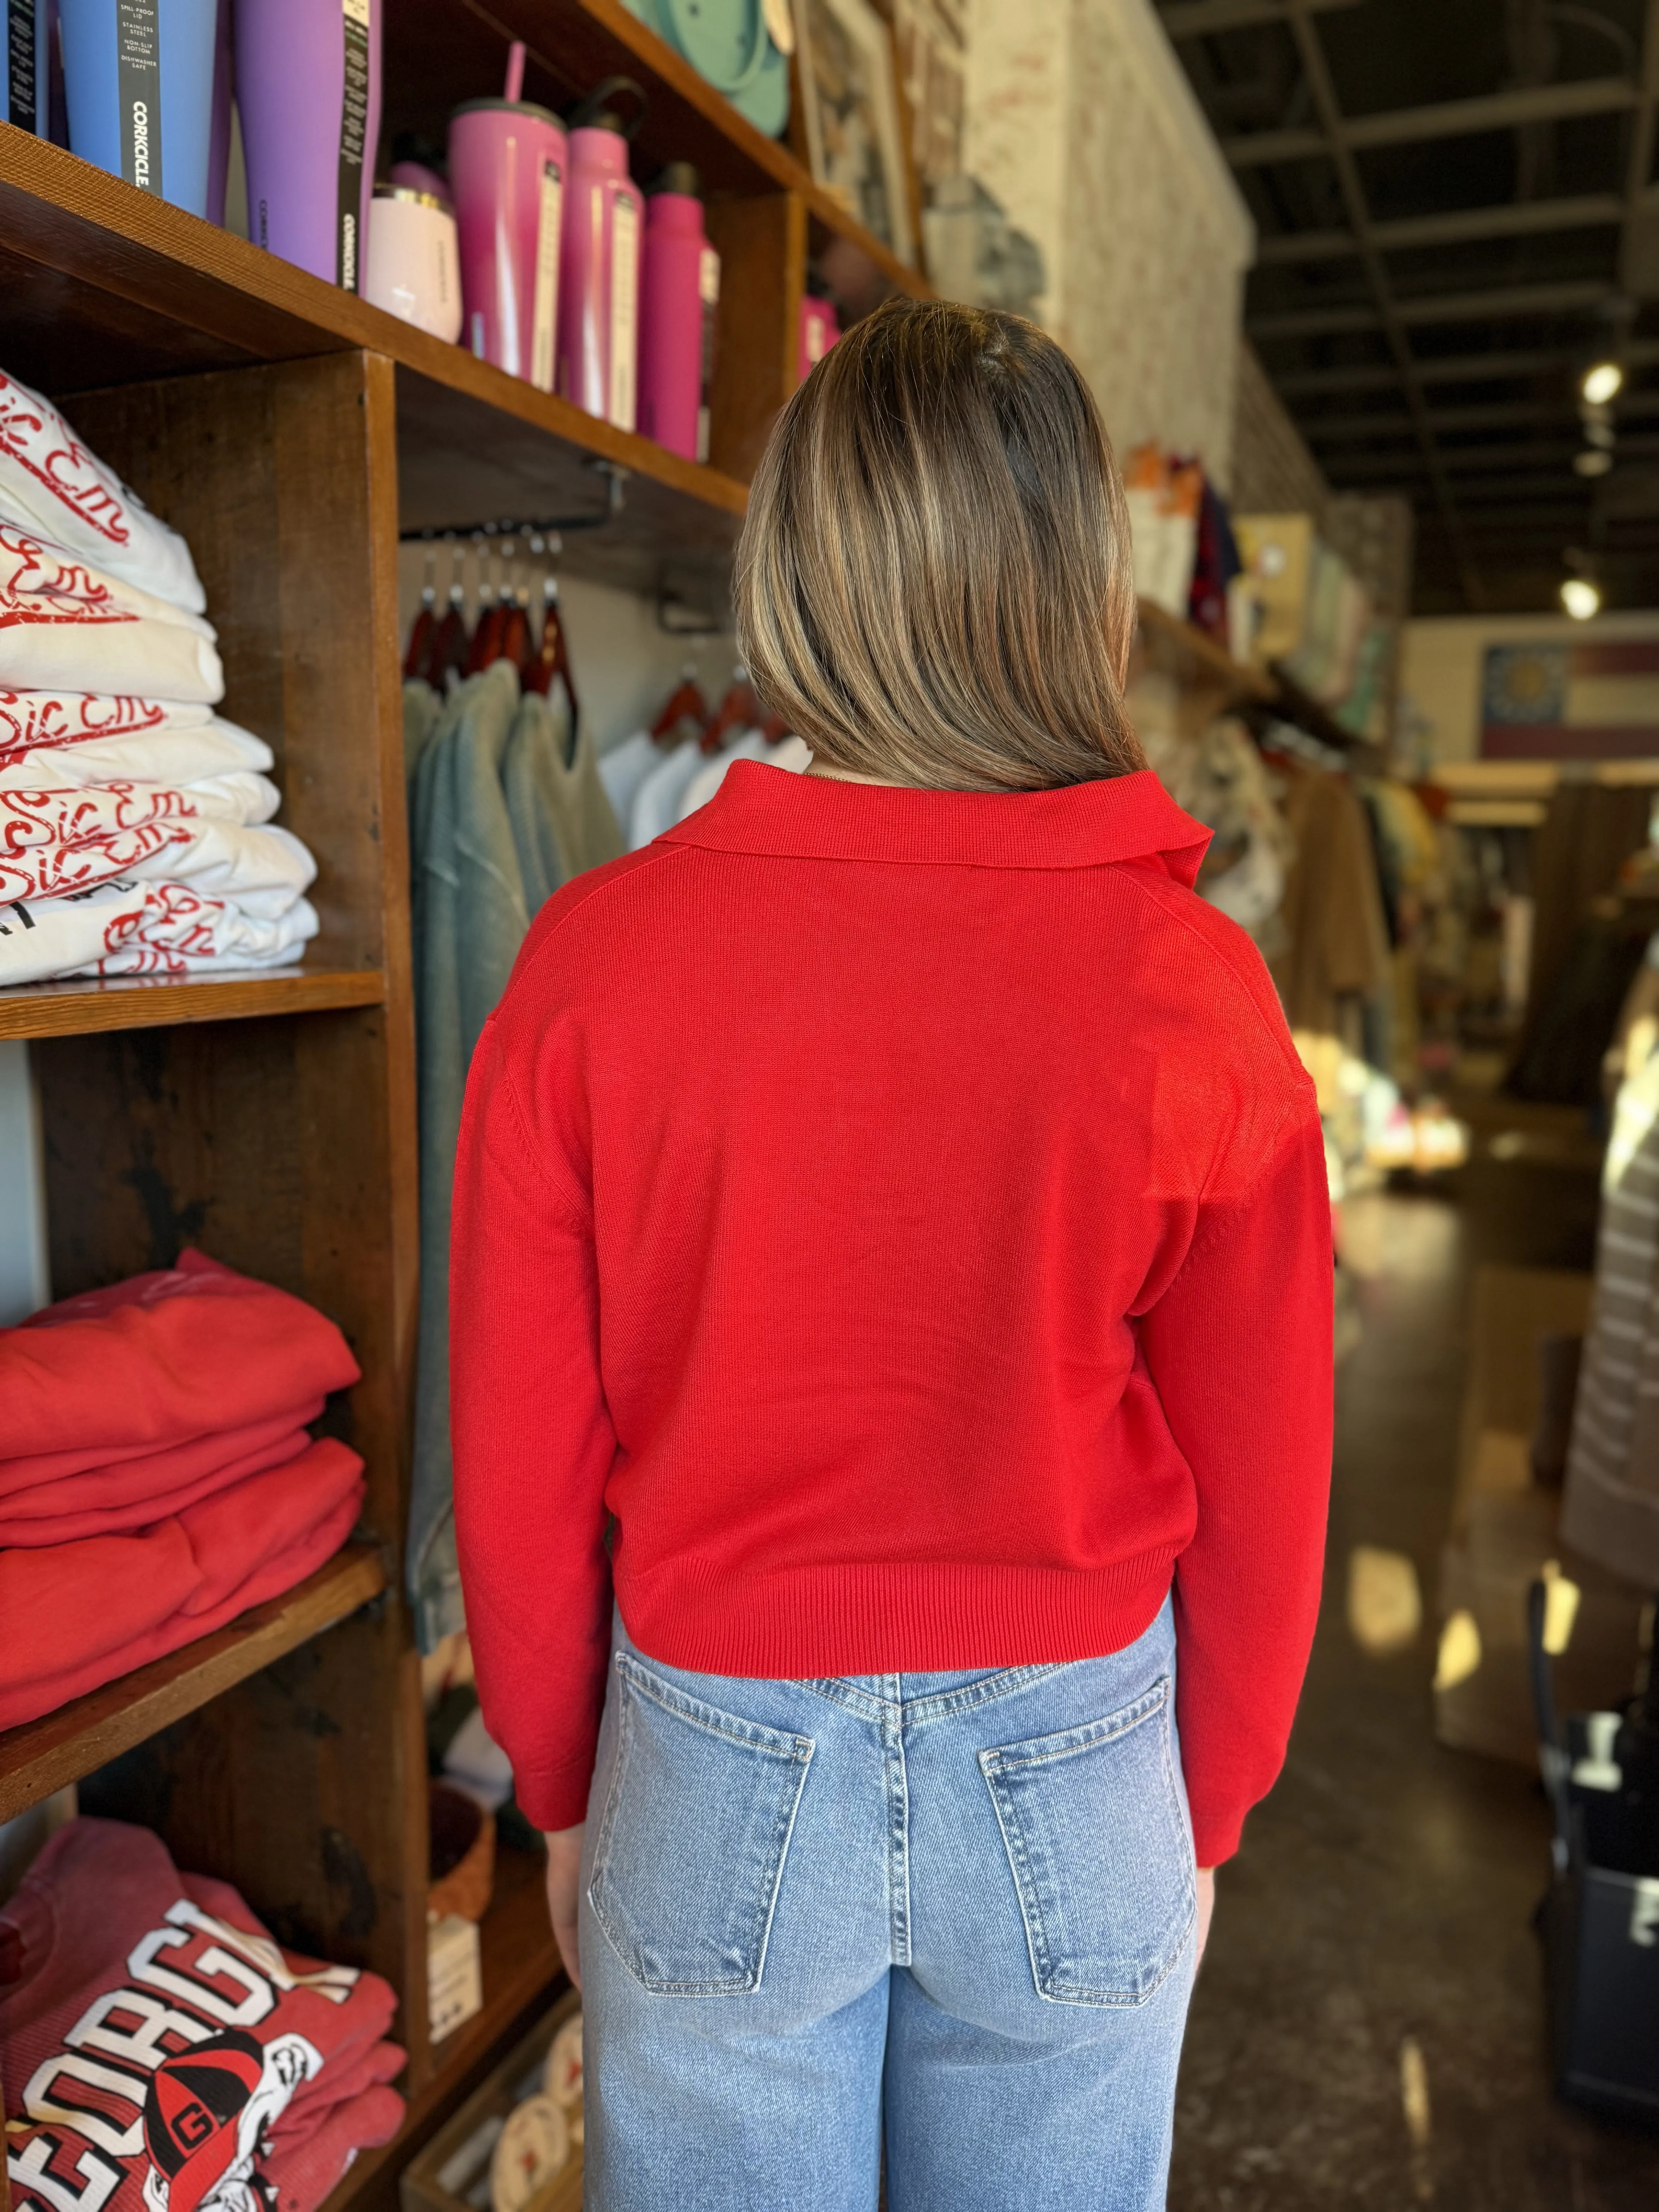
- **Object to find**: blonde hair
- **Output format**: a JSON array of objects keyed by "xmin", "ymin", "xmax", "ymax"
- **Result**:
[{"xmin": 735, "ymin": 298, "xmax": 1146, "ymax": 793}]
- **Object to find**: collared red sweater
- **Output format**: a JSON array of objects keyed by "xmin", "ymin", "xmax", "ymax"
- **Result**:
[{"xmin": 450, "ymin": 763, "xmax": 1334, "ymax": 1865}]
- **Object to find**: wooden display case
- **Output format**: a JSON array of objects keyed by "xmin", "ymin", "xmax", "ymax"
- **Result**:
[{"xmin": 0, "ymin": 7, "xmax": 1264, "ymax": 2206}]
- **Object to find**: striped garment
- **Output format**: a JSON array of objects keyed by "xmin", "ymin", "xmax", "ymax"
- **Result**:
[{"xmin": 1562, "ymin": 1046, "xmax": 1659, "ymax": 1585}]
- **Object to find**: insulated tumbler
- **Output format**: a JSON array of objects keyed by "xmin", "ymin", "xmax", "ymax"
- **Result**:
[
  {"xmin": 58, "ymin": 0, "xmax": 219, "ymax": 216},
  {"xmin": 448, "ymin": 96, "xmax": 568, "ymax": 389},
  {"xmin": 558, "ymin": 115, "xmax": 644, "ymax": 430},
  {"xmin": 234, "ymin": 0, "xmax": 382, "ymax": 289},
  {"xmin": 638, "ymin": 164, "xmax": 720, "ymax": 463}
]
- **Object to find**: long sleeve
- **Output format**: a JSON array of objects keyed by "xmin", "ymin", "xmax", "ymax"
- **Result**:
[
  {"xmin": 449, "ymin": 1016, "xmax": 617, "ymax": 1831},
  {"xmin": 1139, "ymin": 1104, "xmax": 1334, "ymax": 1867}
]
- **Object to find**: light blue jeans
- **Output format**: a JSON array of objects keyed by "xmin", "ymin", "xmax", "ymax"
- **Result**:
[{"xmin": 578, "ymin": 1597, "xmax": 1197, "ymax": 2210}]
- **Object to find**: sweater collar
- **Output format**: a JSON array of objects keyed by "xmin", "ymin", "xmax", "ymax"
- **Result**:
[{"xmin": 661, "ymin": 762, "xmax": 1212, "ymax": 883}]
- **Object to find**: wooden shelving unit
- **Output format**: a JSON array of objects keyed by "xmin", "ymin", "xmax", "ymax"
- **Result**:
[
  {"xmin": 0, "ymin": 1547, "xmax": 388, "ymax": 1824},
  {"xmin": 0, "ymin": 4, "xmax": 932, "ymax": 2202}
]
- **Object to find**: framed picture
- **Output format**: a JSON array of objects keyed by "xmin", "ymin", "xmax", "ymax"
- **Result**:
[{"xmin": 792, "ymin": 0, "xmax": 916, "ymax": 267}]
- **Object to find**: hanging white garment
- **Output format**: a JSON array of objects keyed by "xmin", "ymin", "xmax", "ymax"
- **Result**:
[
  {"xmin": 0, "ymin": 526, "xmax": 222, "ymax": 701},
  {"xmin": 628, "ymin": 737, "xmax": 704, "ymax": 848},
  {"xmin": 598, "ymin": 730, "xmax": 661, "ymax": 824},
  {"xmin": 0, "ymin": 371, "xmax": 206, "ymax": 613},
  {"xmin": 677, "ymin": 732, "xmax": 809, "ymax": 821}
]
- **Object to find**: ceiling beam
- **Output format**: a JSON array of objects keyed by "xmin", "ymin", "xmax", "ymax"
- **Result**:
[
  {"xmin": 1159, "ymin": 0, "xmax": 1359, "ymax": 33},
  {"xmin": 1278, "ymin": 2, "xmax": 1484, "ymax": 606},
  {"xmin": 1302, "ymin": 393, "xmax": 1659, "ymax": 440},
  {"xmin": 1324, "ymin": 439, "xmax": 1659, "ymax": 481},
  {"xmin": 1222, "ymin": 76, "xmax": 1639, "ymax": 165},
  {"xmin": 1250, "ymin": 278, "xmax": 1615, "ymax": 337},
  {"xmin": 1621, "ymin": 0, "xmax": 1659, "ymax": 292},
  {"xmin": 1275, "ymin": 339, "xmax": 1659, "ymax": 394},
  {"xmin": 1254, "ymin": 194, "xmax": 1626, "ymax": 264}
]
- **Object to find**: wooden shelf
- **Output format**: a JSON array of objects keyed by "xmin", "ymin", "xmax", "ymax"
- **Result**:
[
  {"xmin": 0, "ymin": 1544, "xmax": 388, "ymax": 1822},
  {"xmin": 0, "ymin": 126, "xmax": 749, "ymax": 586},
  {"xmin": 0, "ymin": 967, "xmax": 387, "ymax": 1042},
  {"xmin": 385, "ymin": 0, "xmax": 930, "ymax": 302},
  {"xmin": 1136, "ymin": 601, "xmax": 1272, "ymax": 700}
]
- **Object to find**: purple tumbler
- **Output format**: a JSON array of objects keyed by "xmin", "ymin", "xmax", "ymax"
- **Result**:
[
  {"xmin": 558, "ymin": 112, "xmax": 643, "ymax": 431},
  {"xmin": 234, "ymin": 0, "xmax": 381, "ymax": 290},
  {"xmin": 448, "ymin": 45, "xmax": 567, "ymax": 391},
  {"xmin": 638, "ymin": 165, "xmax": 720, "ymax": 464}
]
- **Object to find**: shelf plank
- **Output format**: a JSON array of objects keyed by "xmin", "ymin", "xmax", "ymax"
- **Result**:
[
  {"xmin": 385, "ymin": 0, "xmax": 929, "ymax": 301},
  {"xmin": 1136, "ymin": 601, "xmax": 1273, "ymax": 700},
  {"xmin": 0, "ymin": 126, "xmax": 749, "ymax": 579},
  {"xmin": 0, "ymin": 967, "xmax": 387, "ymax": 1041},
  {"xmin": 0, "ymin": 1544, "xmax": 388, "ymax": 1822}
]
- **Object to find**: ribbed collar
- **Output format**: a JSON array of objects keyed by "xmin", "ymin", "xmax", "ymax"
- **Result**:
[{"xmin": 661, "ymin": 762, "xmax": 1211, "ymax": 883}]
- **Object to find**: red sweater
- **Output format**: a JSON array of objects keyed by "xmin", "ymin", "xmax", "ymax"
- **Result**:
[{"xmin": 450, "ymin": 764, "xmax": 1333, "ymax": 1865}]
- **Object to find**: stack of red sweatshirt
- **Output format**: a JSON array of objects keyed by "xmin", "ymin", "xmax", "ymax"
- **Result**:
[
  {"xmin": 1, "ymin": 1818, "xmax": 405, "ymax": 2212},
  {"xmin": 0, "ymin": 1251, "xmax": 366, "ymax": 1729}
]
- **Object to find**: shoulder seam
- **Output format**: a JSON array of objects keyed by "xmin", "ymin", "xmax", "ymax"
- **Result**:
[
  {"xmin": 1113, "ymin": 863, "xmax": 1309, "ymax": 1090},
  {"xmin": 504, "ymin": 840, "xmax": 693, "ymax": 998}
]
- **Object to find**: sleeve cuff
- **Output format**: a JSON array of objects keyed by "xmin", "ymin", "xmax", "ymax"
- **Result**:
[{"xmin": 515, "ymin": 1758, "xmax": 599, "ymax": 1833}]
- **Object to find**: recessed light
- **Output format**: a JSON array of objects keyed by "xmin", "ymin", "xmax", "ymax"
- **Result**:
[
  {"xmin": 1582, "ymin": 361, "xmax": 1624, "ymax": 406},
  {"xmin": 1561, "ymin": 576, "xmax": 1602, "ymax": 620},
  {"xmin": 1574, "ymin": 448, "xmax": 1613, "ymax": 477}
]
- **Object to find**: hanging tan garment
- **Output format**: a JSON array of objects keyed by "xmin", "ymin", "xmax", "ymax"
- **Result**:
[{"xmin": 1268, "ymin": 766, "xmax": 1391, "ymax": 1039}]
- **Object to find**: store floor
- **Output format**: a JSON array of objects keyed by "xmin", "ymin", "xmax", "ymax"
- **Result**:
[{"xmin": 1168, "ymin": 1154, "xmax": 1659, "ymax": 2210}]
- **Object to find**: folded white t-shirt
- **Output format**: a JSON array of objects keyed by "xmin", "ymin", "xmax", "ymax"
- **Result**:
[
  {"xmin": 0, "ymin": 718, "xmax": 272, "ymax": 790},
  {"xmin": 0, "ymin": 372, "xmax": 206, "ymax": 613},
  {"xmin": 0, "ymin": 689, "xmax": 217, "ymax": 757},
  {"xmin": 0, "ymin": 773, "xmax": 281, "ymax": 902},
  {"xmin": 127, "ymin": 819, "xmax": 316, "ymax": 919},
  {"xmin": 0, "ymin": 875, "xmax": 319, "ymax": 985},
  {"xmin": 0, "ymin": 526, "xmax": 222, "ymax": 701}
]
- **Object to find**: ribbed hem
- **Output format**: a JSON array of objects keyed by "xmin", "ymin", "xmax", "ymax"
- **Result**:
[{"xmin": 616, "ymin": 1550, "xmax": 1180, "ymax": 1681}]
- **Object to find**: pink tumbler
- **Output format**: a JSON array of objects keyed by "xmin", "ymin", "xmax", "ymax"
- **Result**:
[
  {"xmin": 639, "ymin": 164, "xmax": 720, "ymax": 464},
  {"xmin": 558, "ymin": 113, "xmax": 644, "ymax": 431},
  {"xmin": 798, "ymin": 294, "xmax": 841, "ymax": 385},
  {"xmin": 449, "ymin": 47, "xmax": 567, "ymax": 390}
]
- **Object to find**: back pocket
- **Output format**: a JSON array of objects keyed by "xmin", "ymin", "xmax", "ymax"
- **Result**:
[
  {"xmin": 979, "ymin": 1674, "xmax": 1193, "ymax": 2008},
  {"xmin": 589, "ymin": 1652, "xmax": 814, "ymax": 1994}
]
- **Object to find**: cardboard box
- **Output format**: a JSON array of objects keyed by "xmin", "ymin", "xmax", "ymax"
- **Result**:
[
  {"xmin": 1436, "ymin": 1486, "xmax": 1647, "ymax": 1765},
  {"xmin": 1233, "ymin": 512, "xmax": 1315, "ymax": 665},
  {"xmin": 1434, "ymin": 1263, "xmax": 1644, "ymax": 1765}
]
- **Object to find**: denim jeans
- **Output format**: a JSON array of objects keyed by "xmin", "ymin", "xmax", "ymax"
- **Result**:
[{"xmin": 578, "ymin": 1597, "xmax": 1197, "ymax": 2210}]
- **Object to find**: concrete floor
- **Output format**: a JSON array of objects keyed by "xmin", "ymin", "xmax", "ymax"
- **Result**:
[{"xmin": 1168, "ymin": 1154, "xmax": 1659, "ymax": 2210}]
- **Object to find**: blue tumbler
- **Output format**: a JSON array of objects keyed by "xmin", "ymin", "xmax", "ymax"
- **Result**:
[
  {"xmin": 0, "ymin": 1, "xmax": 51, "ymax": 134},
  {"xmin": 58, "ymin": 0, "xmax": 219, "ymax": 217}
]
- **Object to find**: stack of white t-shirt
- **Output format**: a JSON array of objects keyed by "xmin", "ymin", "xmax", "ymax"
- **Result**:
[{"xmin": 0, "ymin": 371, "xmax": 319, "ymax": 985}]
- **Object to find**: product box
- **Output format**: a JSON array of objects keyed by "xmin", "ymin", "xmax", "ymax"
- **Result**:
[
  {"xmin": 402, "ymin": 1987, "xmax": 583, "ymax": 2212},
  {"xmin": 1434, "ymin": 1264, "xmax": 1645, "ymax": 1765},
  {"xmin": 1233, "ymin": 512, "xmax": 1315, "ymax": 666}
]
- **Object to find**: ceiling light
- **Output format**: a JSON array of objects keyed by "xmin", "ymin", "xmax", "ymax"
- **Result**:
[
  {"xmin": 1561, "ymin": 576, "xmax": 1602, "ymax": 620},
  {"xmin": 1575, "ymin": 448, "xmax": 1614, "ymax": 477},
  {"xmin": 1581, "ymin": 360, "xmax": 1624, "ymax": 406}
]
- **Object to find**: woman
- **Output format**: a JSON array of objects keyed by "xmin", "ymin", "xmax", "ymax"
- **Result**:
[{"xmin": 450, "ymin": 300, "xmax": 1333, "ymax": 2210}]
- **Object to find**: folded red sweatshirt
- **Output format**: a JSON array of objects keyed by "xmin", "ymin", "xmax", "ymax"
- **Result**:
[
  {"xmin": 3, "ymin": 1249, "xmax": 359, "ymax": 1474},
  {"xmin": 0, "ymin": 1407, "xmax": 321, "ymax": 1543},
  {"xmin": 1, "ymin": 1818, "xmax": 404, "ymax": 2212},
  {"xmin": 0, "ymin": 1439, "xmax": 364, "ymax": 1729}
]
